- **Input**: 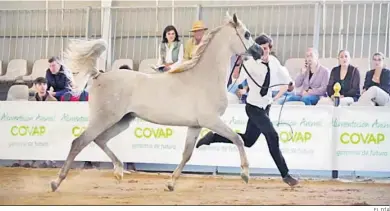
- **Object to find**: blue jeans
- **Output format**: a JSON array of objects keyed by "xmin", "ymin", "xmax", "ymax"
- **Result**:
[
  {"xmin": 272, "ymin": 91, "xmax": 293, "ymax": 105},
  {"xmin": 286, "ymin": 94, "xmax": 320, "ymax": 105}
]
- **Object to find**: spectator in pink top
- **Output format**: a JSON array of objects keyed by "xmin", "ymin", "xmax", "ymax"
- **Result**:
[{"xmin": 285, "ymin": 48, "xmax": 330, "ymax": 105}]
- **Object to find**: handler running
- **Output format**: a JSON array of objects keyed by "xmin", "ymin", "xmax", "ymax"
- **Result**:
[{"xmin": 196, "ymin": 34, "xmax": 299, "ymax": 187}]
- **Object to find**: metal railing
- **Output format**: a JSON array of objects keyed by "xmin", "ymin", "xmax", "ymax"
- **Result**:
[{"xmin": 0, "ymin": 1, "xmax": 389, "ymax": 71}]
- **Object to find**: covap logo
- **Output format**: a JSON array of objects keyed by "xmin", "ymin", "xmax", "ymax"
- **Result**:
[
  {"xmin": 340, "ymin": 132, "xmax": 385, "ymax": 144},
  {"xmin": 10, "ymin": 125, "xmax": 46, "ymax": 136},
  {"xmin": 280, "ymin": 131, "xmax": 312, "ymax": 143},
  {"xmin": 72, "ymin": 126, "xmax": 86, "ymax": 137},
  {"xmin": 134, "ymin": 127, "xmax": 173, "ymax": 139}
]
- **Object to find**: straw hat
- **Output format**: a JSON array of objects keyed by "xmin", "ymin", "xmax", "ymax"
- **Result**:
[{"xmin": 190, "ymin": 20, "xmax": 208, "ymax": 32}]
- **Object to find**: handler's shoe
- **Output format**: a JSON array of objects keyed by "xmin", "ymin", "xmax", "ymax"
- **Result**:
[
  {"xmin": 283, "ymin": 174, "xmax": 299, "ymax": 187},
  {"xmin": 195, "ymin": 132, "xmax": 214, "ymax": 148}
]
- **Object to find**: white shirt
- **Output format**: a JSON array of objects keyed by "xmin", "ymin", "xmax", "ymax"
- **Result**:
[
  {"xmin": 271, "ymin": 66, "xmax": 293, "ymax": 91},
  {"xmin": 157, "ymin": 43, "xmax": 184, "ymax": 71},
  {"xmin": 239, "ymin": 55, "xmax": 291, "ymax": 109}
]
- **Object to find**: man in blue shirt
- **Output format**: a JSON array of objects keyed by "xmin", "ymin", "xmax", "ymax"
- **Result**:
[{"xmin": 45, "ymin": 56, "xmax": 73, "ymax": 101}]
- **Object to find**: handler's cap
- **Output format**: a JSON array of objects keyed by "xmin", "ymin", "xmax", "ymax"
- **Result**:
[{"xmin": 190, "ymin": 20, "xmax": 208, "ymax": 32}]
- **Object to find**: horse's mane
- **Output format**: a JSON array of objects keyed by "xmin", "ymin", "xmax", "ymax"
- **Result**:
[{"xmin": 167, "ymin": 23, "xmax": 227, "ymax": 74}]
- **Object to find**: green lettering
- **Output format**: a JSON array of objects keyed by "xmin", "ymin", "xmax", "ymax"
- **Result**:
[
  {"xmin": 279, "ymin": 131, "xmax": 290, "ymax": 143},
  {"xmin": 10, "ymin": 126, "xmax": 17, "ymax": 136},
  {"xmin": 134, "ymin": 127, "xmax": 142, "ymax": 138},
  {"xmin": 72, "ymin": 126, "xmax": 86, "ymax": 137},
  {"xmin": 304, "ymin": 132, "xmax": 311, "ymax": 142},
  {"xmin": 9, "ymin": 125, "xmax": 46, "ymax": 136},
  {"xmin": 32, "ymin": 127, "xmax": 40, "ymax": 136},
  {"xmin": 298, "ymin": 132, "xmax": 305, "ymax": 142},
  {"xmin": 40, "ymin": 126, "xmax": 46, "ymax": 135},
  {"xmin": 143, "ymin": 128, "xmax": 151, "ymax": 138},
  {"xmin": 367, "ymin": 134, "xmax": 376, "ymax": 144},
  {"xmin": 134, "ymin": 127, "xmax": 174, "ymax": 139},
  {"xmin": 166, "ymin": 128, "xmax": 173, "ymax": 137},
  {"xmin": 340, "ymin": 132, "xmax": 349, "ymax": 144},
  {"xmin": 280, "ymin": 131, "xmax": 311, "ymax": 143},
  {"xmin": 350, "ymin": 133, "xmax": 360, "ymax": 144},
  {"xmin": 340, "ymin": 132, "xmax": 386, "ymax": 144},
  {"xmin": 377, "ymin": 133, "xmax": 385, "ymax": 144},
  {"xmin": 19, "ymin": 126, "xmax": 27, "ymax": 136}
]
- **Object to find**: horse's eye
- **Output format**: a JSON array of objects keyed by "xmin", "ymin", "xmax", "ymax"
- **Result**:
[{"xmin": 244, "ymin": 31, "xmax": 251, "ymax": 40}]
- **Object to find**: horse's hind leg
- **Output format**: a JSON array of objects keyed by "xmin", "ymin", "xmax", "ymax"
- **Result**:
[
  {"xmin": 94, "ymin": 113, "xmax": 135, "ymax": 182},
  {"xmin": 167, "ymin": 126, "xmax": 201, "ymax": 191},
  {"xmin": 202, "ymin": 117, "xmax": 250, "ymax": 183},
  {"xmin": 50, "ymin": 116, "xmax": 121, "ymax": 192}
]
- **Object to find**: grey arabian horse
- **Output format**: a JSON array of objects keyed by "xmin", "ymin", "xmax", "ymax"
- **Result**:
[{"xmin": 51, "ymin": 12, "xmax": 263, "ymax": 192}]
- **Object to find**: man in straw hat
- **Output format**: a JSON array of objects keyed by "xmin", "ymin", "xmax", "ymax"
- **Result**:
[{"xmin": 184, "ymin": 20, "xmax": 208, "ymax": 60}]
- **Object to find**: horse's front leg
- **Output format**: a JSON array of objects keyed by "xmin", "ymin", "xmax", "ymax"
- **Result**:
[{"xmin": 167, "ymin": 126, "xmax": 201, "ymax": 191}]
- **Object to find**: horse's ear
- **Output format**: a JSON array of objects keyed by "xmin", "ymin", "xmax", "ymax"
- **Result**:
[
  {"xmin": 233, "ymin": 13, "xmax": 238, "ymax": 26},
  {"xmin": 224, "ymin": 10, "xmax": 232, "ymax": 23},
  {"xmin": 225, "ymin": 10, "xmax": 231, "ymax": 18}
]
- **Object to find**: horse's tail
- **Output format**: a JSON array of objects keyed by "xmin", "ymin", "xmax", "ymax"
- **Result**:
[{"xmin": 63, "ymin": 39, "xmax": 107, "ymax": 93}]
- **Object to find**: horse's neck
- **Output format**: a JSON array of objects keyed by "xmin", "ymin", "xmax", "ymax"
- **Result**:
[{"xmin": 194, "ymin": 30, "xmax": 232, "ymax": 89}]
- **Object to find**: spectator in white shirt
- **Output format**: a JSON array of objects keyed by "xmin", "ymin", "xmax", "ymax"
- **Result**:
[
  {"xmin": 156, "ymin": 25, "xmax": 184, "ymax": 72},
  {"xmin": 196, "ymin": 34, "xmax": 298, "ymax": 187}
]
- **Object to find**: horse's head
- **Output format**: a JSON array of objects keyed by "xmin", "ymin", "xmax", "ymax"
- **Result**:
[{"xmin": 224, "ymin": 11, "xmax": 263, "ymax": 61}]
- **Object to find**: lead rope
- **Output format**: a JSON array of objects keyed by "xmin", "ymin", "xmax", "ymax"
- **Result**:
[
  {"xmin": 232, "ymin": 26, "xmax": 294, "ymax": 141},
  {"xmin": 225, "ymin": 27, "xmax": 294, "ymax": 142}
]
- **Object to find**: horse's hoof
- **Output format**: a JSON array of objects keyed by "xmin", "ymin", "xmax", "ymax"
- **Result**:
[
  {"xmin": 166, "ymin": 182, "xmax": 175, "ymax": 192},
  {"xmin": 50, "ymin": 181, "xmax": 58, "ymax": 192},
  {"xmin": 240, "ymin": 172, "xmax": 249, "ymax": 184},
  {"xmin": 114, "ymin": 166, "xmax": 124, "ymax": 182}
]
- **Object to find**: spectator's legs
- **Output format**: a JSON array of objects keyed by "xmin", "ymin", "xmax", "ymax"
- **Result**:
[
  {"xmin": 301, "ymin": 95, "xmax": 320, "ymax": 105},
  {"xmin": 285, "ymin": 94, "xmax": 302, "ymax": 102},
  {"xmin": 357, "ymin": 86, "xmax": 390, "ymax": 106},
  {"xmin": 275, "ymin": 92, "xmax": 293, "ymax": 104}
]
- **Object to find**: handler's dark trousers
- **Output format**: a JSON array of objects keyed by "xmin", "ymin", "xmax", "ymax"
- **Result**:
[{"xmin": 206, "ymin": 103, "xmax": 289, "ymax": 178}]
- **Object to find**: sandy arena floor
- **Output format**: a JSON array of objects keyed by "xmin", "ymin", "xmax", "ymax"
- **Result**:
[{"xmin": 0, "ymin": 167, "xmax": 389, "ymax": 205}]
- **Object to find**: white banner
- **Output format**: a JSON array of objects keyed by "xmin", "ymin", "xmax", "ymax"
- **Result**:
[
  {"xmin": 334, "ymin": 107, "xmax": 390, "ymax": 172},
  {"xmin": 0, "ymin": 101, "xmax": 389, "ymax": 172},
  {"xmin": 189, "ymin": 104, "xmax": 334, "ymax": 171}
]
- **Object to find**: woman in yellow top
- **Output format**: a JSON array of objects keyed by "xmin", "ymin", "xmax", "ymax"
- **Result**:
[
  {"xmin": 156, "ymin": 25, "xmax": 184, "ymax": 72},
  {"xmin": 184, "ymin": 20, "xmax": 208, "ymax": 60}
]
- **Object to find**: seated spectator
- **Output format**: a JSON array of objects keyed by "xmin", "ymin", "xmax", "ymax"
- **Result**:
[
  {"xmin": 27, "ymin": 77, "xmax": 57, "ymax": 168},
  {"xmin": 318, "ymin": 50, "xmax": 360, "ymax": 106},
  {"xmin": 184, "ymin": 20, "xmax": 208, "ymax": 60},
  {"xmin": 46, "ymin": 56, "xmax": 74, "ymax": 101},
  {"xmin": 285, "ymin": 48, "xmax": 330, "ymax": 105},
  {"xmin": 354, "ymin": 52, "xmax": 390, "ymax": 106},
  {"xmin": 29, "ymin": 77, "xmax": 57, "ymax": 101},
  {"xmin": 155, "ymin": 25, "xmax": 184, "ymax": 72}
]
